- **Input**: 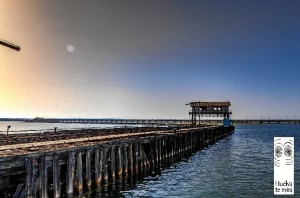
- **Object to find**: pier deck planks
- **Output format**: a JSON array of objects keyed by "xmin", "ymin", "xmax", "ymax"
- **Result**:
[{"xmin": 0, "ymin": 125, "xmax": 234, "ymax": 197}]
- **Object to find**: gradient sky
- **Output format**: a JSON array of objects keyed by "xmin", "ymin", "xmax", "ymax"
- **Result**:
[{"xmin": 1, "ymin": 0, "xmax": 300, "ymax": 119}]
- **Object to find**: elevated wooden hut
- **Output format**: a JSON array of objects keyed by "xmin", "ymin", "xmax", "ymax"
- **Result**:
[{"xmin": 187, "ymin": 101, "xmax": 232, "ymax": 125}]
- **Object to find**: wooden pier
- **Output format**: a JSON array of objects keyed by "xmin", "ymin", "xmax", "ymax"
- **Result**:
[{"xmin": 0, "ymin": 125, "xmax": 234, "ymax": 197}]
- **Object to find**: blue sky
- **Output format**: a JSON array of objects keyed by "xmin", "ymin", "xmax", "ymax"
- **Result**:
[{"xmin": 1, "ymin": 0, "xmax": 300, "ymax": 119}]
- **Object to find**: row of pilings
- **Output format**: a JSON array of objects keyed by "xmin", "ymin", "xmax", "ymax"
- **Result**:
[{"xmin": 8, "ymin": 126, "xmax": 234, "ymax": 197}]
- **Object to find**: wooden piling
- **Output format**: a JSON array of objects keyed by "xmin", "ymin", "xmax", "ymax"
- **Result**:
[
  {"xmin": 123, "ymin": 144, "xmax": 128, "ymax": 177},
  {"xmin": 149, "ymin": 142, "xmax": 155, "ymax": 172},
  {"xmin": 178, "ymin": 134, "xmax": 182, "ymax": 159},
  {"xmin": 129, "ymin": 143, "xmax": 134, "ymax": 176},
  {"xmin": 39, "ymin": 156, "xmax": 48, "ymax": 198},
  {"xmin": 66, "ymin": 152, "xmax": 75, "ymax": 196},
  {"xmin": 172, "ymin": 138, "xmax": 175, "ymax": 163},
  {"xmin": 76, "ymin": 151, "xmax": 83, "ymax": 194},
  {"xmin": 103, "ymin": 147, "xmax": 109, "ymax": 183},
  {"xmin": 25, "ymin": 157, "xmax": 38, "ymax": 198},
  {"xmin": 154, "ymin": 139, "xmax": 159, "ymax": 170},
  {"xmin": 139, "ymin": 142, "xmax": 144, "ymax": 173},
  {"xmin": 161, "ymin": 139, "xmax": 165, "ymax": 167},
  {"xmin": 86, "ymin": 149, "xmax": 92, "ymax": 190},
  {"xmin": 143, "ymin": 146, "xmax": 150, "ymax": 171},
  {"xmin": 53, "ymin": 154, "xmax": 61, "ymax": 198},
  {"xmin": 158, "ymin": 138, "xmax": 162, "ymax": 170},
  {"xmin": 117, "ymin": 145, "xmax": 123, "ymax": 178},
  {"xmin": 134, "ymin": 143, "xmax": 139, "ymax": 174},
  {"xmin": 110, "ymin": 146, "xmax": 116, "ymax": 181},
  {"xmin": 95, "ymin": 147, "xmax": 103, "ymax": 186}
]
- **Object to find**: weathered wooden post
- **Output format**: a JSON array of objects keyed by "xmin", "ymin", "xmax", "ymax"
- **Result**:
[
  {"xmin": 76, "ymin": 151, "xmax": 83, "ymax": 195},
  {"xmin": 158, "ymin": 138, "xmax": 162, "ymax": 170},
  {"xmin": 39, "ymin": 156, "xmax": 48, "ymax": 198},
  {"xmin": 178, "ymin": 134, "xmax": 182, "ymax": 159},
  {"xmin": 53, "ymin": 154, "xmax": 61, "ymax": 198},
  {"xmin": 139, "ymin": 142, "xmax": 144, "ymax": 173},
  {"xmin": 155, "ymin": 139, "xmax": 159, "ymax": 171},
  {"xmin": 177, "ymin": 135, "xmax": 180, "ymax": 161},
  {"xmin": 203, "ymin": 130, "xmax": 206, "ymax": 146},
  {"xmin": 172, "ymin": 137, "xmax": 176, "ymax": 163},
  {"xmin": 168, "ymin": 138, "xmax": 172, "ymax": 165},
  {"xmin": 103, "ymin": 147, "xmax": 109, "ymax": 183},
  {"xmin": 134, "ymin": 143, "xmax": 139, "ymax": 174},
  {"xmin": 198, "ymin": 130, "xmax": 200, "ymax": 147},
  {"xmin": 184, "ymin": 133, "xmax": 188, "ymax": 155},
  {"xmin": 66, "ymin": 152, "xmax": 75, "ymax": 196},
  {"xmin": 129, "ymin": 143, "xmax": 134, "ymax": 176},
  {"xmin": 149, "ymin": 141, "xmax": 155, "ymax": 172},
  {"xmin": 110, "ymin": 146, "xmax": 116, "ymax": 181},
  {"xmin": 123, "ymin": 144, "xmax": 128, "ymax": 177},
  {"xmin": 86, "ymin": 149, "xmax": 92, "ymax": 190},
  {"xmin": 161, "ymin": 139, "xmax": 165, "ymax": 167},
  {"xmin": 190, "ymin": 132, "xmax": 193, "ymax": 153},
  {"xmin": 201, "ymin": 129, "xmax": 204, "ymax": 148},
  {"xmin": 164, "ymin": 138, "xmax": 168, "ymax": 166},
  {"xmin": 117, "ymin": 145, "xmax": 123, "ymax": 178},
  {"xmin": 142, "ymin": 143, "xmax": 150, "ymax": 171},
  {"xmin": 25, "ymin": 158, "xmax": 32, "ymax": 197},
  {"xmin": 25, "ymin": 157, "xmax": 38, "ymax": 198},
  {"xmin": 95, "ymin": 147, "xmax": 103, "ymax": 186}
]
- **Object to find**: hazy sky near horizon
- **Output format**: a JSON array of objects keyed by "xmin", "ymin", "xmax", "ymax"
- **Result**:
[{"xmin": 1, "ymin": 0, "xmax": 300, "ymax": 119}]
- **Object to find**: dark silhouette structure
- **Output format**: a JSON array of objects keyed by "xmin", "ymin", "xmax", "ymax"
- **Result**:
[
  {"xmin": 187, "ymin": 101, "xmax": 232, "ymax": 125},
  {"xmin": 0, "ymin": 38, "xmax": 20, "ymax": 51}
]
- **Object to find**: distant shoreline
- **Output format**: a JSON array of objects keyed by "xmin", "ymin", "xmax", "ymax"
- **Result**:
[{"xmin": 1, "ymin": 118, "xmax": 300, "ymax": 125}]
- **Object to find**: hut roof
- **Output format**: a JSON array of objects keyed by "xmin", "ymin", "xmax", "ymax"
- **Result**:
[{"xmin": 189, "ymin": 101, "xmax": 231, "ymax": 107}]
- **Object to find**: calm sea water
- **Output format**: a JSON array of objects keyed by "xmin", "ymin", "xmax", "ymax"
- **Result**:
[
  {"xmin": 117, "ymin": 124, "xmax": 299, "ymax": 197},
  {"xmin": 0, "ymin": 121, "xmax": 131, "ymax": 134}
]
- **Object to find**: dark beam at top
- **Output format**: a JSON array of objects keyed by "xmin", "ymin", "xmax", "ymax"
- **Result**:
[{"xmin": 0, "ymin": 38, "xmax": 20, "ymax": 51}]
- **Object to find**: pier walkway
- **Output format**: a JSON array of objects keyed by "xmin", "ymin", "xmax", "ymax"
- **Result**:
[{"xmin": 0, "ymin": 125, "xmax": 234, "ymax": 197}]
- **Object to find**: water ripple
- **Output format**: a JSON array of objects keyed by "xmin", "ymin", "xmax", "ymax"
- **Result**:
[{"xmin": 122, "ymin": 125, "xmax": 300, "ymax": 197}]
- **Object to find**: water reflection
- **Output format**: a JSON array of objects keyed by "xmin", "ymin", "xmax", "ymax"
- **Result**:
[{"xmin": 108, "ymin": 125, "xmax": 300, "ymax": 197}]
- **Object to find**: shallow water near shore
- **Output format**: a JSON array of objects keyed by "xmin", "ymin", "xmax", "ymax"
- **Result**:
[{"xmin": 88, "ymin": 124, "xmax": 300, "ymax": 197}]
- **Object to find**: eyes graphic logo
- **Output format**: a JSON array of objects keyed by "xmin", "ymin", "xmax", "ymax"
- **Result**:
[{"xmin": 274, "ymin": 138, "xmax": 294, "ymax": 167}]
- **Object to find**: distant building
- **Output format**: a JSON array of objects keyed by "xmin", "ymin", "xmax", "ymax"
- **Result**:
[{"xmin": 187, "ymin": 101, "xmax": 232, "ymax": 125}]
